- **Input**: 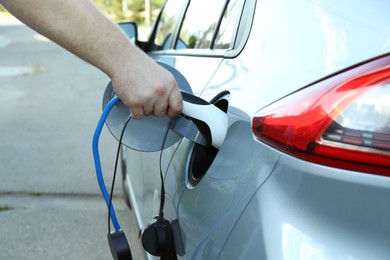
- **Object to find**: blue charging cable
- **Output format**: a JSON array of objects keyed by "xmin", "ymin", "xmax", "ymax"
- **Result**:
[{"xmin": 92, "ymin": 96, "xmax": 121, "ymax": 231}]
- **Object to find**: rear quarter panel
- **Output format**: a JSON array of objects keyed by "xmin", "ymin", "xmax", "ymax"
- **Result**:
[{"xmin": 220, "ymin": 150, "xmax": 390, "ymax": 260}]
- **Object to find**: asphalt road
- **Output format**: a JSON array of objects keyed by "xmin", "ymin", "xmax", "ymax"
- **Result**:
[{"xmin": 0, "ymin": 15, "xmax": 145, "ymax": 259}]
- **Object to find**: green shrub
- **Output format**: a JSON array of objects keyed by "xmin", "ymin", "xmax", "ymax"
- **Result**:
[{"xmin": 93, "ymin": 0, "xmax": 163, "ymax": 24}]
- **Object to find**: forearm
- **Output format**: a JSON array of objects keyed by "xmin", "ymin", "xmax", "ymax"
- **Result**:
[
  {"xmin": 1, "ymin": 0, "xmax": 182, "ymax": 118},
  {"xmin": 1, "ymin": 0, "xmax": 137, "ymax": 79}
]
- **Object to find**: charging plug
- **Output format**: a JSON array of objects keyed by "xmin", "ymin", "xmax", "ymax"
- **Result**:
[
  {"xmin": 107, "ymin": 229, "xmax": 132, "ymax": 260},
  {"xmin": 181, "ymin": 91, "xmax": 228, "ymax": 149}
]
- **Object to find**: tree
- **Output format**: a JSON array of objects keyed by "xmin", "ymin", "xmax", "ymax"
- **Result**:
[{"xmin": 93, "ymin": 0, "xmax": 163, "ymax": 25}]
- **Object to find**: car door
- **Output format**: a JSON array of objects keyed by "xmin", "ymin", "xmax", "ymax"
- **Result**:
[
  {"xmin": 121, "ymin": 0, "xmax": 250, "ymax": 257},
  {"xmin": 150, "ymin": 0, "xmax": 257, "ymax": 258}
]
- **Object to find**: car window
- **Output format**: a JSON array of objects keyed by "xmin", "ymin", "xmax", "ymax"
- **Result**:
[
  {"xmin": 153, "ymin": 0, "xmax": 184, "ymax": 50},
  {"xmin": 176, "ymin": 0, "xmax": 228, "ymax": 49},
  {"xmin": 213, "ymin": 0, "xmax": 245, "ymax": 49},
  {"xmin": 176, "ymin": 0, "xmax": 245, "ymax": 50}
]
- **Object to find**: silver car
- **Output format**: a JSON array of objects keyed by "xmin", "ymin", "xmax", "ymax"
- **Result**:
[{"xmin": 111, "ymin": 0, "xmax": 390, "ymax": 259}]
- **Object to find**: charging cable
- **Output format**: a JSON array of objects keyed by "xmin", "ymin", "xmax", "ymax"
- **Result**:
[
  {"xmin": 93, "ymin": 96, "xmax": 134, "ymax": 260},
  {"xmin": 93, "ymin": 84, "xmax": 229, "ymax": 259},
  {"xmin": 92, "ymin": 95, "xmax": 122, "ymax": 230}
]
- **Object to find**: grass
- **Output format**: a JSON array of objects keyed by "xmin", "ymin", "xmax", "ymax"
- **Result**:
[
  {"xmin": 0, "ymin": 205, "xmax": 13, "ymax": 211},
  {"xmin": 27, "ymin": 191, "xmax": 43, "ymax": 196}
]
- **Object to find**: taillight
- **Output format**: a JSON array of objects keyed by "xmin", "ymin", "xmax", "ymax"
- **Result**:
[{"xmin": 252, "ymin": 57, "xmax": 390, "ymax": 176}]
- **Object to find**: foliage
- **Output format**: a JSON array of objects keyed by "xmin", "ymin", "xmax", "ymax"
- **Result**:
[
  {"xmin": 0, "ymin": 205, "xmax": 13, "ymax": 211},
  {"xmin": 93, "ymin": 0, "xmax": 164, "ymax": 24},
  {"xmin": 0, "ymin": 5, "xmax": 7, "ymax": 12},
  {"xmin": 0, "ymin": 1, "xmax": 164, "ymax": 24}
]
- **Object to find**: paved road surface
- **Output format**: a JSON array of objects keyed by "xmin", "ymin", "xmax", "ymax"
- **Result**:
[{"xmin": 0, "ymin": 14, "xmax": 145, "ymax": 259}]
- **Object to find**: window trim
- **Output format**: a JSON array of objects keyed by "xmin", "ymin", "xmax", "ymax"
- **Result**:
[
  {"xmin": 225, "ymin": 0, "xmax": 256, "ymax": 58},
  {"xmin": 148, "ymin": 0, "xmax": 256, "ymax": 59},
  {"xmin": 146, "ymin": 0, "xmax": 190, "ymax": 52}
]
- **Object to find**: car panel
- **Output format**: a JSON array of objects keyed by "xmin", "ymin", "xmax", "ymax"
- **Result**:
[
  {"xmin": 172, "ymin": 119, "xmax": 280, "ymax": 258},
  {"xmin": 151, "ymin": 54, "xmax": 224, "ymax": 96},
  {"xmin": 220, "ymin": 150, "xmax": 390, "ymax": 260}
]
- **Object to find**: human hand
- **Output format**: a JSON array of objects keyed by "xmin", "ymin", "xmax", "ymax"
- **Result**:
[{"xmin": 110, "ymin": 51, "xmax": 183, "ymax": 119}]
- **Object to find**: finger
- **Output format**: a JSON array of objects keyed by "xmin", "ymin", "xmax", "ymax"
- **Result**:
[
  {"xmin": 166, "ymin": 89, "xmax": 183, "ymax": 117},
  {"xmin": 142, "ymin": 103, "xmax": 154, "ymax": 116},
  {"xmin": 130, "ymin": 106, "xmax": 144, "ymax": 119},
  {"xmin": 152, "ymin": 96, "xmax": 168, "ymax": 117}
]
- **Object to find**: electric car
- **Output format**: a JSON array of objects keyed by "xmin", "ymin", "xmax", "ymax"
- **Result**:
[{"xmin": 114, "ymin": 0, "xmax": 390, "ymax": 259}]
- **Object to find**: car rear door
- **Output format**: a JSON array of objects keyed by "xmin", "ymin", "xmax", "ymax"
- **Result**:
[{"xmin": 124, "ymin": 0, "xmax": 246, "ymax": 234}]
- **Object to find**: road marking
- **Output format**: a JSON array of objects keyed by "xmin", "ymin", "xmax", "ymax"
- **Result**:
[
  {"xmin": 0, "ymin": 35, "xmax": 10, "ymax": 49},
  {"xmin": 0, "ymin": 65, "xmax": 45, "ymax": 77}
]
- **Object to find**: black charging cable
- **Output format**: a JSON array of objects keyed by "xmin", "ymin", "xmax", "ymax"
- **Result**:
[
  {"xmin": 157, "ymin": 118, "xmax": 172, "ymax": 219},
  {"xmin": 107, "ymin": 115, "xmax": 133, "ymax": 260},
  {"xmin": 140, "ymin": 118, "xmax": 177, "ymax": 258},
  {"xmin": 108, "ymin": 115, "xmax": 132, "ymax": 234},
  {"xmin": 95, "ymin": 95, "xmax": 178, "ymax": 259},
  {"xmin": 108, "ymin": 116, "xmax": 176, "ymax": 259}
]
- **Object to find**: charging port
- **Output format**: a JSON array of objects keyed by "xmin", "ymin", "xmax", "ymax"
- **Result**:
[{"xmin": 185, "ymin": 91, "xmax": 230, "ymax": 188}]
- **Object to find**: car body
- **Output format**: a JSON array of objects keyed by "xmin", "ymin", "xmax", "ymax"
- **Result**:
[{"xmin": 117, "ymin": 0, "xmax": 390, "ymax": 259}]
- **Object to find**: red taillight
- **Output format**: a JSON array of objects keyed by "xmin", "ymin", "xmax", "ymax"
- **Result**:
[{"xmin": 252, "ymin": 58, "xmax": 390, "ymax": 175}]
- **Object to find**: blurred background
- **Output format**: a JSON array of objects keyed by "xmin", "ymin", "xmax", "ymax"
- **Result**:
[
  {"xmin": 92, "ymin": 0, "xmax": 164, "ymax": 40},
  {"xmin": 1, "ymin": 0, "xmax": 163, "ymax": 39},
  {"xmin": 93, "ymin": 0, "xmax": 163, "ymax": 25}
]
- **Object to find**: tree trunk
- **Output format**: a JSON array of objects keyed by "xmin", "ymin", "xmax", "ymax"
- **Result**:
[
  {"xmin": 122, "ymin": 0, "xmax": 128, "ymax": 13},
  {"xmin": 145, "ymin": 0, "xmax": 151, "ymax": 26}
]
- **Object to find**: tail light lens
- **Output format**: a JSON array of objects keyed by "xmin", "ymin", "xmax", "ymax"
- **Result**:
[{"xmin": 252, "ymin": 57, "xmax": 390, "ymax": 175}]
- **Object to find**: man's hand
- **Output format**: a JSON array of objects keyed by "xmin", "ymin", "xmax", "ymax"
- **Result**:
[{"xmin": 110, "ymin": 49, "xmax": 183, "ymax": 119}]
